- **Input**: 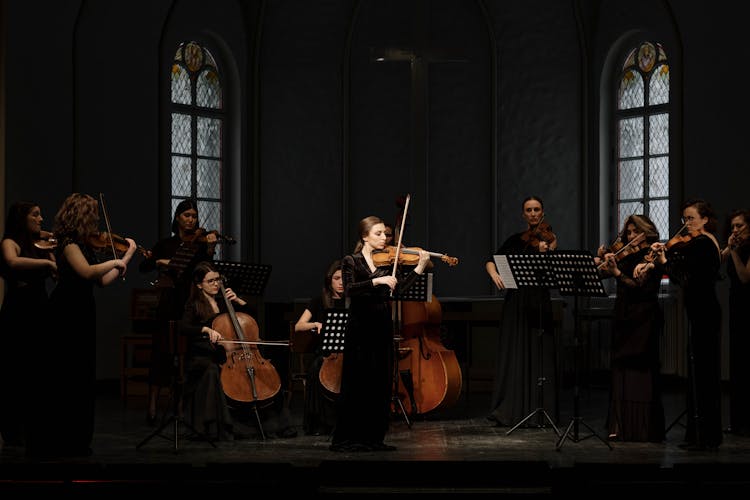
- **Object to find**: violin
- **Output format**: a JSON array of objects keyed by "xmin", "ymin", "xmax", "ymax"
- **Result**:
[
  {"xmin": 87, "ymin": 231, "xmax": 148, "ymax": 257},
  {"xmin": 597, "ymin": 232, "xmax": 648, "ymax": 270},
  {"xmin": 182, "ymin": 227, "xmax": 236, "ymax": 245},
  {"xmin": 372, "ymin": 245, "xmax": 459, "ymax": 267},
  {"xmin": 521, "ymin": 220, "xmax": 556, "ymax": 250},
  {"xmin": 34, "ymin": 230, "xmax": 58, "ymax": 251}
]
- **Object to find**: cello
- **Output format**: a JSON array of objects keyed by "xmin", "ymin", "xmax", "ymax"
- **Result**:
[
  {"xmin": 213, "ymin": 279, "xmax": 282, "ymax": 406},
  {"xmin": 397, "ymin": 294, "xmax": 463, "ymax": 415}
]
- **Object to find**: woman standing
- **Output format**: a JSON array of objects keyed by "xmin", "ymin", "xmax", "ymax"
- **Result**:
[
  {"xmin": 26, "ymin": 193, "xmax": 137, "ymax": 458},
  {"xmin": 329, "ymin": 216, "xmax": 429, "ymax": 452},
  {"xmin": 721, "ymin": 209, "xmax": 750, "ymax": 436},
  {"xmin": 640, "ymin": 199, "xmax": 722, "ymax": 450},
  {"xmin": 294, "ymin": 259, "xmax": 345, "ymax": 436},
  {"xmin": 599, "ymin": 215, "xmax": 665, "ymax": 442},
  {"xmin": 484, "ymin": 196, "xmax": 558, "ymax": 428},
  {"xmin": 139, "ymin": 199, "xmax": 217, "ymax": 424},
  {"xmin": 0, "ymin": 202, "xmax": 57, "ymax": 447}
]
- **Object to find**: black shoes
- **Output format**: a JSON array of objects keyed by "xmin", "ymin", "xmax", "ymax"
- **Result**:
[{"xmin": 275, "ymin": 427, "xmax": 298, "ymax": 439}]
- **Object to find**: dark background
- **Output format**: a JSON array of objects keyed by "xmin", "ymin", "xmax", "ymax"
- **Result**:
[{"xmin": 1, "ymin": 0, "xmax": 745, "ymax": 381}]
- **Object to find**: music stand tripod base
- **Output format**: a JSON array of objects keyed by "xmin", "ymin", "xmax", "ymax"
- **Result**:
[{"xmin": 547, "ymin": 250, "xmax": 612, "ymax": 451}]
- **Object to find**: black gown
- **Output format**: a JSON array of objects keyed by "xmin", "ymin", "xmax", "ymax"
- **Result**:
[
  {"xmin": 179, "ymin": 299, "xmax": 245, "ymax": 441},
  {"xmin": 606, "ymin": 248, "xmax": 665, "ymax": 442},
  {"xmin": 331, "ymin": 253, "xmax": 421, "ymax": 450},
  {"xmin": 486, "ymin": 232, "xmax": 557, "ymax": 427},
  {"xmin": 0, "ymin": 243, "xmax": 51, "ymax": 447},
  {"xmin": 727, "ymin": 243, "xmax": 750, "ymax": 436},
  {"xmin": 664, "ymin": 234, "xmax": 722, "ymax": 448},
  {"xmin": 26, "ymin": 240, "xmax": 98, "ymax": 457},
  {"xmin": 302, "ymin": 295, "xmax": 344, "ymax": 436}
]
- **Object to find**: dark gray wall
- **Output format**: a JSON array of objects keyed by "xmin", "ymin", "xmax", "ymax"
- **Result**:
[{"xmin": 2, "ymin": 0, "xmax": 747, "ymax": 380}]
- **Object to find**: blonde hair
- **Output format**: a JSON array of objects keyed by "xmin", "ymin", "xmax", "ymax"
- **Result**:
[{"xmin": 353, "ymin": 216, "xmax": 384, "ymax": 253}]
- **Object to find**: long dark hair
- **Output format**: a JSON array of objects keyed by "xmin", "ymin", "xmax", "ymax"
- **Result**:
[
  {"xmin": 321, "ymin": 259, "xmax": 342, "ymax": 309},
  {"xmin": 171, "ymin": 199, "xmax": 200, "ymax": 235},
  {"xmin": 2, "ymin": 201, "xmax": 39, "ymax": 253},
  {"xmin": 187, "ymin": 260, "xmax": 220, "ymax": 321}
]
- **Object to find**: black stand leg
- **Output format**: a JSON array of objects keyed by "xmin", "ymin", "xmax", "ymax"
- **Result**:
[
  {"xmin": 392, "ymin": 337, "xmax": 412, "ymax": 428},
  {"xmin": 245, "ymin": 365, "xmax": 266, "ymax": 440},
  {"xmin": 507, "ymin": 322, "xmax": 560, "ymax": 438},
  {"xmin": 556, "ymin": 295, "xmax": 612, "ymax": 451},
  {"xmin": 137, "ymin": 352, "xmax": 216, "ymax": 452}
]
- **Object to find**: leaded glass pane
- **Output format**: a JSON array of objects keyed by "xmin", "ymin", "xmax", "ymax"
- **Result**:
[
  {"xmin": 618, "ymin": 201, "xmax": 642, "ymax": 232},
  {"xmin": 185, "ymin": 42, "xmax": 203, "ymax": 72},
  {"xmin": 197, "ymin": 117, "xmax": 221, "ymax": 157},
  {"xmin": 649, "ymin": 114, "xmax": 669, "ymax": 155},
  {"xmin": 197, "ymin": 69, "xmax": 222, "ymax": 109},
  {"xmin": 619, "ymin": 159, "xmax": 644, "ymax": 199},
  {"xmin": 171, "ymin": 113, "xmax": 191, "ymax": 154},
  {"xmin": 649, "ymin": 64, "xmax": 669, "ymax": 105},
  {"xmin": 649, "ymin": 199, "xmax": 669, "ymax": 241},
  {"xmin": 198, "ymin": 200, "xmax": 221, "ymax": 235},
  {"xmin": 649, "ymin": 157, "xmax": 669, "ymax": 197},
  {"xmin": 197, "ymin": 159, "xmax": 221, "ymax": 198},
  {"xmin": 171, "ymin": 64, "xmax": 191, "ymax": 105},
  {"xmin": 619, "ymin": 70, "xmax": 644, "ymax": 110},
  {"xmin": 171, "ymin": 156, "xmax": 192, "ymax": 197},
  {"xmin": 618, "ymin": 118, "xmax": 644, "ymax": 158}
]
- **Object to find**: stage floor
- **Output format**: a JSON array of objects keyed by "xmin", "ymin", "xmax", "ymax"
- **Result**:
[{"xmin": 2, "ymin": 385, "xmax": 750, "ymax": 495}]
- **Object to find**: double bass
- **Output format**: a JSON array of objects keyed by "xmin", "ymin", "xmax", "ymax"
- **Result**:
[
  {"xmin": 213, "ymin": 279, "xmax": 282, "ymax": 406},
  {"xmin": 397, "ymin": 294, "xmax": 463, "ymax": 415}
]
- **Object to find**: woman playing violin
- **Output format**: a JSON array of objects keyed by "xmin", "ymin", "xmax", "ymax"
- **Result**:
[
  {"xmin": 484, "ymin": 196, "xmax": 558, "ymax": 428},
  {"xmin": 721, "ymin": 209, "xmax": 750, "ymax": 436},
  {"xmin": 598, "ymin": 215, "xmax": 665, "ymax": 442},
  {"xmin": 329, "ymin": 216, "xmax": 429, "ymax": 452},
  {"xmin": 25, "ymin": 193, "xmax": 138, "ymax": 458},
  {"xmin": 294, "ymin": 259, "xmax": 344, "ymax": 436},
  {"xmin": 640, "ymin": 199, "xmax": 722, "ymax": 450},
  {"xmin": 0, "ymin": 201, "xmax": 57, "ymax": 448},
  {"xmin": 138, "ymin": 199, "xmax": 217, "ymax": 424}
]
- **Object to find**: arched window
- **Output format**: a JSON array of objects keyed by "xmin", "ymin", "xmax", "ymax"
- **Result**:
[
  {"xmin": 615, "ymin": 41, "xmax": 670, "ymax": 239},
  {"xmin": 170, "ymin": 41, "xmax": 225, "ymax": 255}
]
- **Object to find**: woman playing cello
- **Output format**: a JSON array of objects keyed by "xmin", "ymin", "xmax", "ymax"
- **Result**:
[
  {"xmin": 294, "ymin": 259, "xmax": 345, "ymax": 436},
  {"xmin": 178, "ymin": 261, "xmax": 249, "ymax": 441}
]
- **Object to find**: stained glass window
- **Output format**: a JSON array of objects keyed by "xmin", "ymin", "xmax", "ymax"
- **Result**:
[
  {"xmin": 170, "ymin": 41, "xmax": 224, "ymax": 257},
  {"xmin": 616, "ymin": 42, "xmax": 670, "ymax": 240}
]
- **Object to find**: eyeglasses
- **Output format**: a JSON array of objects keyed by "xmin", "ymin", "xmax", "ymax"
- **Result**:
[
  {"xmin": 681, "ymin": 216, "xmax": 697, "ymax": 223},
  {"xmin": 203, "ymin": 277, "xmax": 222, "ymax": 285}
]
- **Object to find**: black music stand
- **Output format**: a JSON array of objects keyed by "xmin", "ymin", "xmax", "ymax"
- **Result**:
[
  {"xmin": 317, "ymin": 308, "xmax": 349, "ymax": 439},
  {"xmin": 320, "ymin": 309, "xmax": 349, "ymax": 355},
  {"xmin": 136, "ymin": 321, "xmax": 217, "ymax": 452},
  {"xmin": 212, "ymin": 260, "xmax": 274, "ymax": 440},
  {"xmin": 546, "ymin": 251, "xmax": 612, "ymax": 451},
  {"xmin": 493, "ymin": 253, "xmax": 561, "ymax": 438},
  {"xmin": 391, "ymin": 272, "xmax": 433, "ymax": 426}
]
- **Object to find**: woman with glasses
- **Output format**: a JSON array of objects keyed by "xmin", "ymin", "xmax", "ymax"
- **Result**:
[
  {"xmin": 639, "ymin": 199, "xmax": 722, "ymax": 450},
  {"xmin": 179, "ymin": 261, "xmax": 248, "ymax": 441}
]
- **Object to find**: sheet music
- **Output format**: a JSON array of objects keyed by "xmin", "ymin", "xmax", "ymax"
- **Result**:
[{"xmin": 493, "ymin": 255, "xmax": 518, "ymax": 289}]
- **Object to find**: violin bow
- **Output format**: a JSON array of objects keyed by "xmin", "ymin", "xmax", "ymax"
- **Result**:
[
  {"xmin": 391, "ymin": 194, "xmax": 410, "ymax": 279},
  {"xmin": 99, "ymin": 193, "xmax": 124, "ymax": 280},
  {"xmin": 597, "ymin": 232, "xmax": 645, "ymax": 270}
]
